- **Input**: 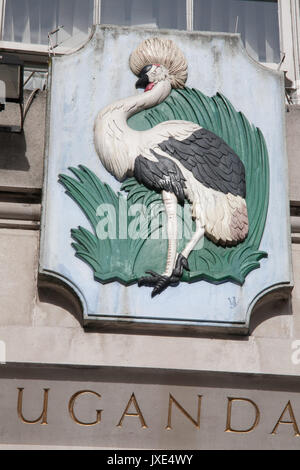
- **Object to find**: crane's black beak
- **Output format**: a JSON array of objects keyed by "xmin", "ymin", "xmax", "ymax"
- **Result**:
[{"xmin": 135, "ymin": 74, "xmax": 149, "ymax": 89}]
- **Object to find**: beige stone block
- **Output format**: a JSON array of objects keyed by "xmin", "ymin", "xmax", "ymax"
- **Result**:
[
  {"xmin": 291, "ymin": 244, "xmax": 300, "ymax": 337},
  {"xmin": 1, "ymin": 370, "xmax": 300, "ymax": 449},
  {"xmin": 0, "ymin": 229, "xmax": 38, "ymax": 325},
  {"xmin": 0, "ymin": 322, "xmax": 298, "ymax": 377}
]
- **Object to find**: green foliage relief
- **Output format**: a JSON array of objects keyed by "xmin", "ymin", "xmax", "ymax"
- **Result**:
[{"xmin": 59, "ymin": 87, "xmax": 269, "ymax": 285}]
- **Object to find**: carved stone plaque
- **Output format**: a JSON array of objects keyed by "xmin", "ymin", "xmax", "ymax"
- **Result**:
[{"xmin": 40, "ymin": 25, "xmax": 292, "ymax": 333}]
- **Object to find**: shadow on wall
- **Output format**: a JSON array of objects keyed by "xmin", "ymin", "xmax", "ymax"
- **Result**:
[
  {"xmin": 37, "ymin": 280, "xmax": 84, "ymax": 328},
  {"xmin": 249, "ymin": 290, "xmax": 292, "ymax": 336},
  {"xmin": 0, "ymin": 130, "xmax": 29, "ymax": 171}
]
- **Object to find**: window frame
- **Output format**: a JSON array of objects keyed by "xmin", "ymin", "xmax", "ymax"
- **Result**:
[
  {"xmin": 0, "ymin": 1, "xmax": 283, "ymax": 58},
  {"xmin": 191, "ymin": 0, "xmax": 282, "ymax": 66},
  {"xmin": 0, "ymin": 0, "xmax": 99, "ymax": 56},
  {"xmin": 277, "ymin": 0, "xmax": 300, "ymax": 103},
  {"xmin": 0, "ymin": 0, "xmax": 299, "ymax": 102},
  {"xmin": 0, "ymin": 0, "xmax": 5, "ymax": 40}
]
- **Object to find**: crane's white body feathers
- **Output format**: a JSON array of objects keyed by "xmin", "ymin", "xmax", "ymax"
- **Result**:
[{"xmin": 94, "ymin": 80, "xmax": 248, "ymax": 245}]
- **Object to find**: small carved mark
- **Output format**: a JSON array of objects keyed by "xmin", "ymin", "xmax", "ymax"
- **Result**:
[{"xmin": 228, "ymin": 296, "xmax": 238, "ymax": 309}]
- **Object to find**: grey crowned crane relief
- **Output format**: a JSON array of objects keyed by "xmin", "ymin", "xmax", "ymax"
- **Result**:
[{"xmin": 93, "ymin": 37, "xmax": 249, "ymax": 297}]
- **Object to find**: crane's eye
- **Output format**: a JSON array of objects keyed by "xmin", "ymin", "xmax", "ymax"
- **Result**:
[{"xmin": 138, "ymin": 65, "xmax": 152, "ymax": 77}]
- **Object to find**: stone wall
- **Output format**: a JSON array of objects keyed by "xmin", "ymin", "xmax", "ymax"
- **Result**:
[{"xmin": 0, "ymin": 44, "xmax": 300, "ymax": 450}]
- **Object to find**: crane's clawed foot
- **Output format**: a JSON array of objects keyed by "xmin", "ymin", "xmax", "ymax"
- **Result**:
[
  {"xmin": 138, "ymin": 271, "xmax": 174, "ymax": 297},
  {"xmin": 172, "ymin": 254, "xmax": 190, "ymax": 278},
  {"xmin": 138, "ymin": 255, "xmax": 190, "ymax": 297}
]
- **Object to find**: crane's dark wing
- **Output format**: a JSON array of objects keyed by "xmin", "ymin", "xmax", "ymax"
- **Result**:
[
  {"xmin": 158, "ymin": 128, "xmax": 246, "ymax": 198},
  {"xmin": 134, "ymin": 152, "xmax": 186, "ymax": 204}
]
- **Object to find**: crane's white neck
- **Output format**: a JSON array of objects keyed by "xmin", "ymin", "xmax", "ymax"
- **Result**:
[
  {"xmin": 101, "ymin": 80, "xmax": 171, "ymax": 119},
  {"xmin": 94, "ymin": 80, "xmax": 172, "ymax": 181},
  {"xmin": 124, "ymin": 80, "xmax": 172, "ymax": 118}
]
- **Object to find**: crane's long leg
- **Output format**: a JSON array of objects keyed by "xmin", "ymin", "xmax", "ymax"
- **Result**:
[
  {"xmin": 172, "ymin": 219, "xmax": 205, "ymax": 279},
  {"xmin": 182, "ymin": 218, "xmax": 205, "ymax": 259},
  {"xmin": 138, "ymin": 190, "xmax": 179, "ymax": 297},
  {"xmin": 162, "ymin": 190, "xmax": 178, "ymax": 276},
  {"xmin": 138, "ymin": 200, "xmax": 206, "ymax": 296}
]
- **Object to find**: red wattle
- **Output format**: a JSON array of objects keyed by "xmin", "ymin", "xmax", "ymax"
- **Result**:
[{"xmin": 144, "ymin": 82, "xmax": 155, "ymax": 92}]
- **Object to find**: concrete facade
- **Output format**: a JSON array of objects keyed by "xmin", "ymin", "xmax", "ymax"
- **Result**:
[{"xmin": 1, "ymin": 27, "xmax": 300, "ymax": 450}]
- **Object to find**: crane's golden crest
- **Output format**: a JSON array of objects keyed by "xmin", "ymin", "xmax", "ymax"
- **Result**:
[{"xmin": 129, "ymin": 37, "xmax": 188, "ymax": 89}]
